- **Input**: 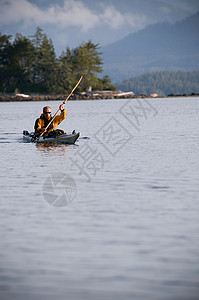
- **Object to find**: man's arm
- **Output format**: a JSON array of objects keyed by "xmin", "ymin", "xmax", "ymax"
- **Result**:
[{"xmin": 53, "ymin": 105, "xmax": 67, "ymax": 128}]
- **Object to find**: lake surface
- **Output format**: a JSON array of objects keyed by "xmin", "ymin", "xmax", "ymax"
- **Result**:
[{"xmin": 0, "ymin": 97, "xmax": 199, "ymax": 300}]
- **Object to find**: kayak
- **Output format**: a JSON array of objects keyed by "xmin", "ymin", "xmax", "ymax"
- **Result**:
[{"xmin": 23, "ymin": 130, "xmax": 80, "ymax": 144}]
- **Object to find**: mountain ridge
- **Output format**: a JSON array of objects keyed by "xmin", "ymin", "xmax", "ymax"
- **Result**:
[{"xmin": 101, "ymin": 12, "xmax": 199, "ymax": 82}]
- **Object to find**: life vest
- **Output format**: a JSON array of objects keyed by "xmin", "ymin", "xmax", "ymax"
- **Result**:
[{"xmin": 34, "ymin": 114, "xmax": 54, "ymax": 132}]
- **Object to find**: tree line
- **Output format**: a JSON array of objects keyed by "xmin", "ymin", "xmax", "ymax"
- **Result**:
[
  {"xmin": 116, "ymin": 71, "xmax": 199, "ymax": 96},
  {"xmin": 0, "ymin": 27, "xmax": 116, "ymax": 94}
]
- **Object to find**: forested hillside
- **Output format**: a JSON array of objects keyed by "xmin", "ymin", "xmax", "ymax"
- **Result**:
[
  {"xmin": 116, "ymin": 71, "xmax": 199, "ymax": 96},
  {"xmin": 0, "ymin": 28, "xmax": 116, "ymax": 94}
]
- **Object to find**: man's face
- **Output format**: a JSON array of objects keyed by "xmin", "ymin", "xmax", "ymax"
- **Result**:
[{"xmin": 43, "ymin": 108, "xmax": 51, "ymax": 120}]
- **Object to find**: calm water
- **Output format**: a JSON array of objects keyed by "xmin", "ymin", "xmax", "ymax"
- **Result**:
[{"xmin": 0, "ymin": 97, "xmax": 199, "ymax": 300}]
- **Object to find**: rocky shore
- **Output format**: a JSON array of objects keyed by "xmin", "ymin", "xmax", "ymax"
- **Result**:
[
  {"xmin": 0, "ymin": 91, "xmax": 199, "ymax": 102},
  {"xmin": 0, "ymin": 92, "xmax": 143, "ymax": 102}
]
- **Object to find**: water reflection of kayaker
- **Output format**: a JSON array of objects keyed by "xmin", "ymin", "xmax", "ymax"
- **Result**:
[{"xmin": 34, "ymin": 104, "xmax": 66, "ymax": 138}]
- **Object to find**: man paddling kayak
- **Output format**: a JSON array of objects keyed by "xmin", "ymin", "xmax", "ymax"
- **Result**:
[{"xmin": 34, "ymin": 104, "xmax": 66, "ymax": 138}]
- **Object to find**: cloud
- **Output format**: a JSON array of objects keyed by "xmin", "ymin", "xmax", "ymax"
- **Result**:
[
  {"xmin": 0, "ymin": 0, "xmax": 42, "ymax": 25},
  {"xmin": 157, "ymin": 0, "xmax": 199, "ymax": 17},
  {"xmin": 45, "ymin": 0, "xmax": 99, "ymax": 30},
  {"xmin": 0, "ymin": 0, "xmax": 148, "ymax": 32},
  {"xmin": 0, "ymin": 0, "xmax": 99, "ymax": 30},
  {"xmin": 100, "ymin": 5, "xmax": 125, "ymax": 29}
]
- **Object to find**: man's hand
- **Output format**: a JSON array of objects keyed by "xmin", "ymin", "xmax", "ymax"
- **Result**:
[
  {"xmin": 59, "ymin": 104, "xmax": 64, "ymax": 111},
  {"xmin": 41, "ymin": 128, "xmax": 47, "ymax": 133}
]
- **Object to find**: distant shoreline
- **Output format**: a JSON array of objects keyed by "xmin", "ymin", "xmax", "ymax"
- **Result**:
[{"xmin": 0, "ymin": 92, "xmax": 199, "ymax": 102}]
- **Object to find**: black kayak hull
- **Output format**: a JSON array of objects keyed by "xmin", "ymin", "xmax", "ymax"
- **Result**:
[{"xmin": 23, "ymin": 131, "xmax": 80, "ymax": 144}]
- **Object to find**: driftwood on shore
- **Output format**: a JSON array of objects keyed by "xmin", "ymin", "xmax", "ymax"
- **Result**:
[
  {"xmin": 0, "ymin": 91, "xmax": 199, "ymax": 102},
  {"xmin": 0, "ymin": 92, "xmax": 144, "ymax": 102}
]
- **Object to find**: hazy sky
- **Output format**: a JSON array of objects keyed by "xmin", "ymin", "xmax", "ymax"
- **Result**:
[{"xmin": 0, "ymin": 0, "xmax": 199, "ymax": 54}]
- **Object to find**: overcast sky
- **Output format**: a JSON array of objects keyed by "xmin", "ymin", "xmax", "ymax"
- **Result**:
[{"xmin": 0, "ymin": 0, "xmax": 199, "ymax": 55}]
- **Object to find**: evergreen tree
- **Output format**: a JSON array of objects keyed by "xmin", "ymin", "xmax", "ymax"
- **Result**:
[
  {"xmin": 57, "ymin": 48, "xmax": 76, "ymax": 93},
  {"xmin": 28, "ymin": 27, "xmax": 45, "ymax": 92},
  {"xmin": 30, "ymin": 27, "xmax": 58, "ymax": 93},
  {"xmin": 0, "ymin": 33, "xmax": 12, "ymax": 93},
  {"xmin": 72, "ymin": 41, "xmax": 103, "ymax": 90},
  {"xmin": 11, "ymin": 34, "xmax": 34, "ymax": 93},
  {"xmin": 39, "ymin": 35, "xmax": 59, "ymax": 93},
  {"xmin": 97, "ymin": 75, "xmax": 117, "ymax": 91},
  {"xmin": 0, "ymin": 33, "xmax": 33, "ymax": 93}
]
